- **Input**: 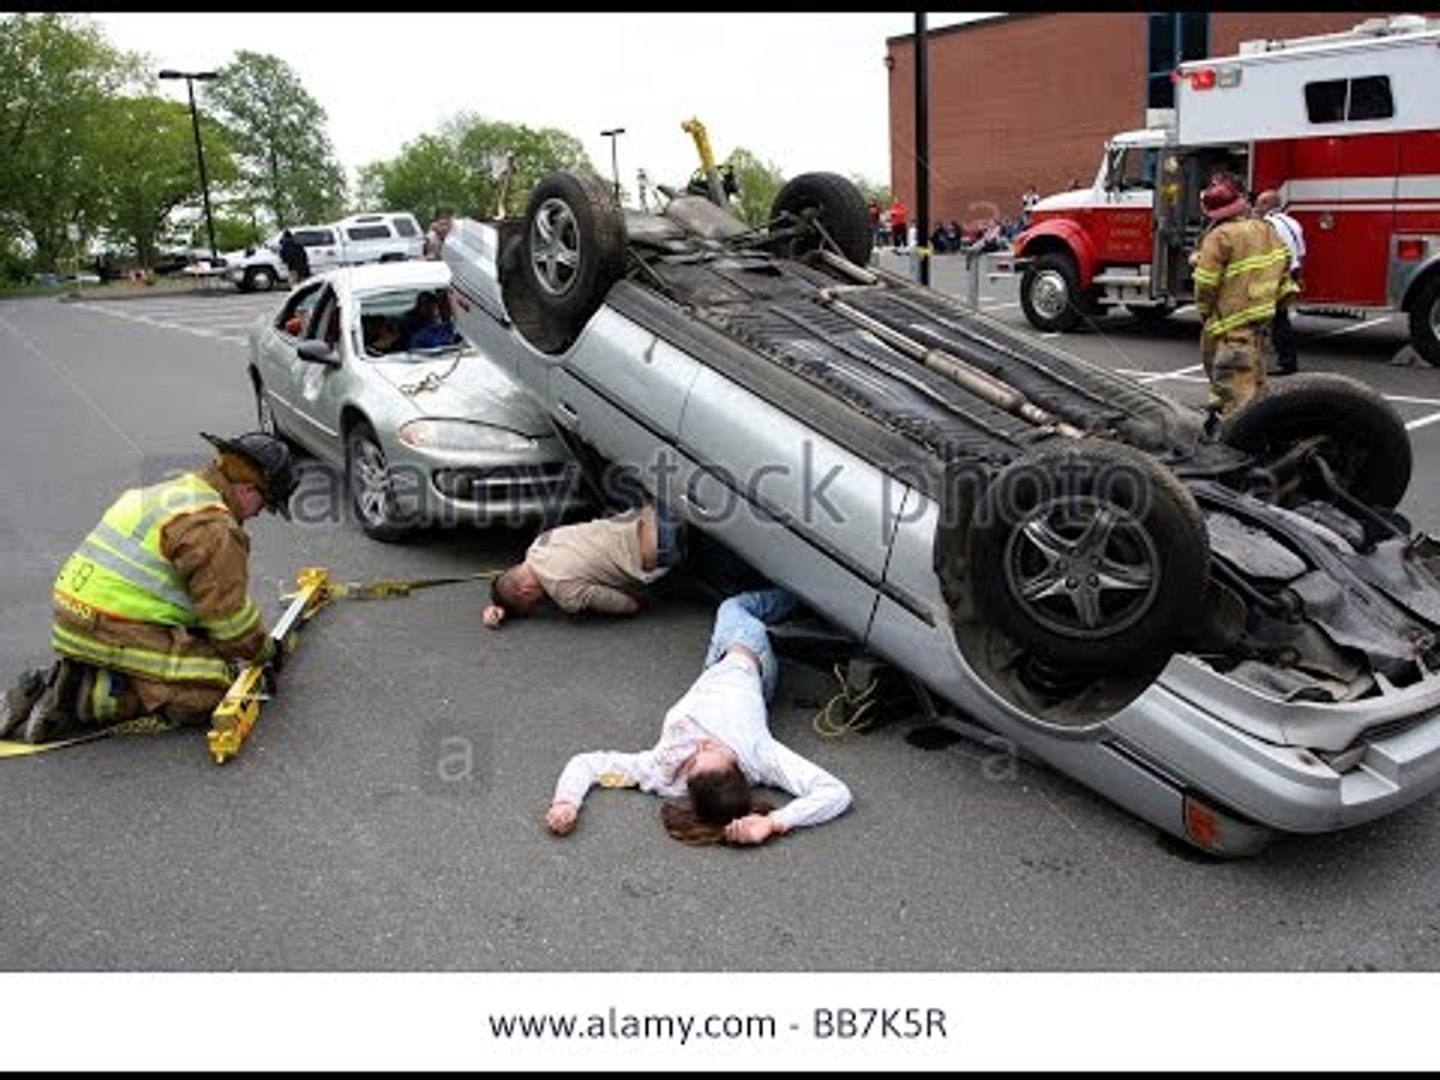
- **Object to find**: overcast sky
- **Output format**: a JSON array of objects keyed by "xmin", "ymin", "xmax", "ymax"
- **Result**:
[{"xmin": 89, "ymin": 12, "xmax": 1000, "ymax": 196}]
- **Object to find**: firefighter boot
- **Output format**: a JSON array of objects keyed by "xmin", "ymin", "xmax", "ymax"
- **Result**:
[
  {"xmin": 0, "ymin": 668, "xmax": 50, "ymax": 739},
  {"xmin": 18, "ymin": 660, "xmax": 85, "ymax": 744}
]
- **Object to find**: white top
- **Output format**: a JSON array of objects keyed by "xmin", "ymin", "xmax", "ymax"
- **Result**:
[
  {"xmin": 1265, "ymin": 210, "xmax": 1306, "ymax": 271},
  {"xmin": 552, "ymin": 653, "xmax": 853, "ymax": 832}
]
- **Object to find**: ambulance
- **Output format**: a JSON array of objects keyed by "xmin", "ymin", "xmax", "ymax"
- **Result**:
[{"xmin": 1012, "ymin": 14, "xmax": 1440, "ymax": 364}]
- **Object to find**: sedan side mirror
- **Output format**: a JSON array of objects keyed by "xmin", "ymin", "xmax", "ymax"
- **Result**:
[{"xmin": 296, "ymin": 339, "xmax": 341, "ymax": 367}]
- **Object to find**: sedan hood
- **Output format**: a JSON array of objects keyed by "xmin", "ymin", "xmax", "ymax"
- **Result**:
[{"xmin": 368, "ymin": 352, "xmax": 555, "ymax": 437}]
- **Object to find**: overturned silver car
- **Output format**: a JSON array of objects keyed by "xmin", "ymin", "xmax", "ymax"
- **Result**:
[{"xmin": 444, "ymin": 165, "xmax": 1440, "ymax": 856}]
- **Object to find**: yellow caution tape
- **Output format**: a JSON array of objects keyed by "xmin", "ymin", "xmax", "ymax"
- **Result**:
[{"xmin": 0, "ymin": 714, "xmax": 180, "ymax": 757}]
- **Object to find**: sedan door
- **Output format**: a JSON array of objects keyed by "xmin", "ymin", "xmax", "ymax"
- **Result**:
[
  {"xmin": 284, "ymin": 285, "xmax": 355, "ymax": 463},
  {"xmin": 255, "ymin": 281, "xmax": 327, "ymax": 438}
]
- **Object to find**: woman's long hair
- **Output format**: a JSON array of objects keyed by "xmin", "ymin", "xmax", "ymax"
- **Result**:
[{"xmin": 661, "ymin": 764, "xmax": 775, "ymax": 846}]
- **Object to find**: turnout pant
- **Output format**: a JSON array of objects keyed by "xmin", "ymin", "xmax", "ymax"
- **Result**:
[{"xmin": 1202, "ymin": 324, "xmax": 1271, "ymax": 416}]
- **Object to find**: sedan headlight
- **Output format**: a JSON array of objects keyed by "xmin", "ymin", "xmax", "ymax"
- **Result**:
[{"xmin": 397, "ymin": 419, "xmax": 537, "ymax": 452}]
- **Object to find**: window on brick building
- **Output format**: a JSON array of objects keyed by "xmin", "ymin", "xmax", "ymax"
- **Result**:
[{"xmin": 1147, "ymin": 11, "xmax": 1210, "ymax": 109}]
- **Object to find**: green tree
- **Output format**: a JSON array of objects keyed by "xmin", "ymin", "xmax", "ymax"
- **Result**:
[
  {"xmin": 190, "ymin": 212, "xmax": 263, "ymax": 254},
  {"xmin": 356, "ymin": 133, "xmax": 469, "ymax": 224},
  {"xmin": 850, "ymin": 174, "xmax": 891, "ymax": 209},
  {"xmin": 0, "ymin": 13, "xmax": 139, "ymax": 270},
  {"xmin": 445, "ymin": 113, "xmax": 592, "ymax": 218},
  {"xmin": 724, "ymin": 147, "xmax": 787, "ymax": 228},
  {"xmin": 204, "ymin": 51, "xmax": 347, "ymax": 228},
  {"xmin": 93, "ymin": 95, "xmax": 238, "ymax": 267}
]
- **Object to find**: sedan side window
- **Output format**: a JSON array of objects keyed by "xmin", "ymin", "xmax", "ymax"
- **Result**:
[{"xmin": 276, "ymin": 283, "xmax": 324, "ymax": 336}]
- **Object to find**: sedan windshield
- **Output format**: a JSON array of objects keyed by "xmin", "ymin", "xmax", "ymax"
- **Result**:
[{"xmin": 358, "ymin": 287, "xmax": 466, "ymax": 360}]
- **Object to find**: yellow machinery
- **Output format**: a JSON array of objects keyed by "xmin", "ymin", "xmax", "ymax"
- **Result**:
[
  {"xmin": 681, "ymin": 117, "xmax": 729, "ymax": 208},
  {"xmin": 207, "ymin": 566, "xmax": 331, "ymax": 765}
]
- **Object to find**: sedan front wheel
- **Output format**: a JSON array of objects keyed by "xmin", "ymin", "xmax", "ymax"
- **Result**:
[{"xmin": 345, "ymin": 422, "xmax": 419, "ymax": 542}]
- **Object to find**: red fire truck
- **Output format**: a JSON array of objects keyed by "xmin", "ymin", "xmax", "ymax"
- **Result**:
[{"xmin": 1013, "ymin": 14, "xmax": 1440, "ymax": 364}]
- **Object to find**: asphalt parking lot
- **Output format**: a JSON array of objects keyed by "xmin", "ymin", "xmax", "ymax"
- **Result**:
[{"xmin": 3, "ymin": 265, "xmax": 1440, "ymax": 983}]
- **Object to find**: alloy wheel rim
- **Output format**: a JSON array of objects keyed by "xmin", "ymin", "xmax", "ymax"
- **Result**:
[
  {"xmin": 1003, "ymin": 495, "xmax": 1160, "ymax": 639},
  {"xmin": 531, "ymin": 198, "xmax": 581, "ymax": 296}
]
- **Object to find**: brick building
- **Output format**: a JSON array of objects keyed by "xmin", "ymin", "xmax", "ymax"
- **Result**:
[{"xmin": 886, "ymin": 11, "xmax": 1434, "ymax": 227}]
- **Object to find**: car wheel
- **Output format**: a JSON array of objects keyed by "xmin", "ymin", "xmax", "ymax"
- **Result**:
[
  {"xmin": 1221, "ymin": 372, "xmax": 1412, "ymax": 508},
  {"xmin": 1408, "ymin": 272, "xmax": 1440, "ymax": 367},
  {"xmin": 246, "ymin": 267, "xmax": 276, "ymax": 292},
  {"xmin": 1020, "ymin": 252, "xmax": 1086, "ymax": 333},
  {"xmin": 522, "ymin": 170, "xmax": 627, "ymax": 349},
  {"xmin": 345, "ymin": 421, "xmax": 418, "ymax": 542},
  {"xmin": 767, "ymin": 172, "xmax": 874, "ymax": 267},
  {"xmin": 252, "ymin": 373, "xmax": 282, "ymax": 438},
  {"xmin": 966, "ymin": 439, "xmax": 1210, "ymax": 675}
]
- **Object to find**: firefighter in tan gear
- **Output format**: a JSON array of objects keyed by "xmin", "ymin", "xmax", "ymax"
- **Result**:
[
  {"xmin": 0, "ymin": 432, "xmax": 298, "ymax": 744},
  {"xmin": 1191, "ymin": 174, "xmax": 1298, "ymax": 419}
]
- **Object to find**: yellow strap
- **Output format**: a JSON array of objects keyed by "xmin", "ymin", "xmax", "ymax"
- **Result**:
[{"xmin": 0, "ymin": 715, "xmax": 179, "ymax": 758}]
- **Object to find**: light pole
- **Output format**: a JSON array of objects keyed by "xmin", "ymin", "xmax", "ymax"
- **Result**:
[
  {"xmin": 600, "ymin": 127, "xmax": 625, "ymax": 204},
  {"xmin": 159, "ymin": 68, "xmax": 220, "ymax": 262}
]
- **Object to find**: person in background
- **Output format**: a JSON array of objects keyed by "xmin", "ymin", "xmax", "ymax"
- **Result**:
[
  {"xmin": 278, "ymin": 229, "xmax": 310, "ymax": 286},
  {"xmin": 424, "ymin": 213, "xmax": 454, "ymax": 260},
  {"xmin": 889, "ymin": 199, "xmax": 908, "ymax": 250},
  {"xmin": 1021, "ymin": 183, "xmax": 1040, "ymax": 227},
  {"xmin": 544, "ymin": 587, "xmax": 853, "ymax": 846},
  {"xmin": 1253, "ymin": 189, "xmax": 1306, "ymax": 375}
]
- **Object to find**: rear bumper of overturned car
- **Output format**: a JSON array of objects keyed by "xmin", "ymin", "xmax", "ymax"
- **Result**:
[{"xmin": 1112, "ymin": 671, "xmax": 1440, "ymax": 834}]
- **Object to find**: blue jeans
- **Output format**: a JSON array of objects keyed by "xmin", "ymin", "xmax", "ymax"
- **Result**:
[
  {"xmin": 703, "ymin": 588, "xmax": 797, "ymax": 703},
  {"xmin": 654, "ymin": 501, "xmax": 683, "ymax": 570}
]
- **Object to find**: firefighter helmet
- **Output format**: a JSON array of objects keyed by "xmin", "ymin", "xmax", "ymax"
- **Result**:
[
  {"xmin": 1200, "ymin": 175, "xmax": 1248, "ymax": 222},
  {"xmin": 200, "ymin": 432, "xmax": 298, "ymax": 518}
]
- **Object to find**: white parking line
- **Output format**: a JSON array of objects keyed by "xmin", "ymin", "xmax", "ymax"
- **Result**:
[
  {"xmin": 1406, "ymin": 411, "xmax": 1440, "ymax": 432},
  {"xmin": 1381, "ymin": 394, "xmax": 1440, "ymax": 408},
  {"xmin": 1306, "ymin": 315, "xmax": 1394, "ymax": 339},
  {"xmin": 980, "ymin": 300, "xmax": 1021, "ymax": 311}
]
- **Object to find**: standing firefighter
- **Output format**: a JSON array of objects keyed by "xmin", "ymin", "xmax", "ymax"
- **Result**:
[
  {"xmin": 1191, "ymin": 175, "xmax": 1297, "ymax": 419},
  {"xmin": 0, "ymin": 433, "xmax": 297, "ymax": 744}
]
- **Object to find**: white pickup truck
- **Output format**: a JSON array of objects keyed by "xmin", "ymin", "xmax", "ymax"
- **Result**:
[{"xmin": 222, "ymin": 212, "xmax": 425, "ymax": 292}]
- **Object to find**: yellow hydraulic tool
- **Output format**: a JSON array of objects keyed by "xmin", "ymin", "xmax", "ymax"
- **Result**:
[
  {"xmin": 681, "ymin": 117, "xmax": 729, "ymax": 208},
  {"xmin": 207, "ymin": 566, "xmax": 331, "ymax": 765},
  {"xmin": 207, "ymin": 566, "xmax": 499, "ymax": 765}
]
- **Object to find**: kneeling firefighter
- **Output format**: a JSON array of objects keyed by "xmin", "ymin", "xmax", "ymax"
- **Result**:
[{"xmin": 0, "ymin": 432, "xmax": 298, "ymax": 744}]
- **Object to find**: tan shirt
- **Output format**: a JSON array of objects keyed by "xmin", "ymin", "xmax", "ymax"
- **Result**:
[{"xmin": 525, "ymin": 511, "xmax": 665, "ymax": 614}]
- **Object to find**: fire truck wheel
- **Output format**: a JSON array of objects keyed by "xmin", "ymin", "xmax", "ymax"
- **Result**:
[
  {"xmin": 1222, "ymin": 372, "xmax": 1412, "ymax": 509},
  {"xmin": 1409, "ymin": 272, "xmax": 1440, "ymax": 368},
  {"xmin": 522, "ymin": 170, "xmax": 627, "ymax": 349},
  {"xmin": 965, "ymin": 438, "xmax": 1210, "ymax": 675},
  {"xmin": 767, "ymin": 172, "xmax": 874, "ymax": 267},
  {"xmin": 1020, "ymin": 253, "xmax": 1085, "ymax": 333}
]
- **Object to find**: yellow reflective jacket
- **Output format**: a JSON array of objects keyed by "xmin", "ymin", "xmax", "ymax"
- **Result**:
[
  {"xmin": 1192, "ymin": 217, "xmax": 1298, "ymax": 338},
  {"xmin": 51, "ymin": 467, "xmax": 267, "ymax": 686}
]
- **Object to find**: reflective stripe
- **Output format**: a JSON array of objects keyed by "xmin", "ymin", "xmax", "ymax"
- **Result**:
[
  {"xmin": 75, "ymin": 538, "xmax": 195, "ymax": 615},
  {"xmin": 1207, "ymin": 299, "xmax": 1278, "ymax": 336},
  {"xmin": 92, "ymin": 668, "xmax": 117, "ymax": 722},
  {"xmin": 1193, "ymin": 266, "xmax": 1221, "ymax": 286},
  {"xmin": 1222, "ymin": 247, "xmax": 1290, "ymax": 279},
  {"xmin": 51, "ymin": 623, "xmax": 232, "ymax": 686},
  {"xmin": 200, "ymin": 596, "xmax": 261, "ymax": 642},
  {"xmin": 92, "ymin": 520, "xmax": 185, "ymax": 584},
  {"xmin": 129, "ymin": 488, "xmax": 224, "ymax": 540}
]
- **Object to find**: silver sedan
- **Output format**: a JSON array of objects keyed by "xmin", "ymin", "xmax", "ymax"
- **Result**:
[{"xmin": 246, "ymin": 260, "xmax": 582, "ymax": 540}]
